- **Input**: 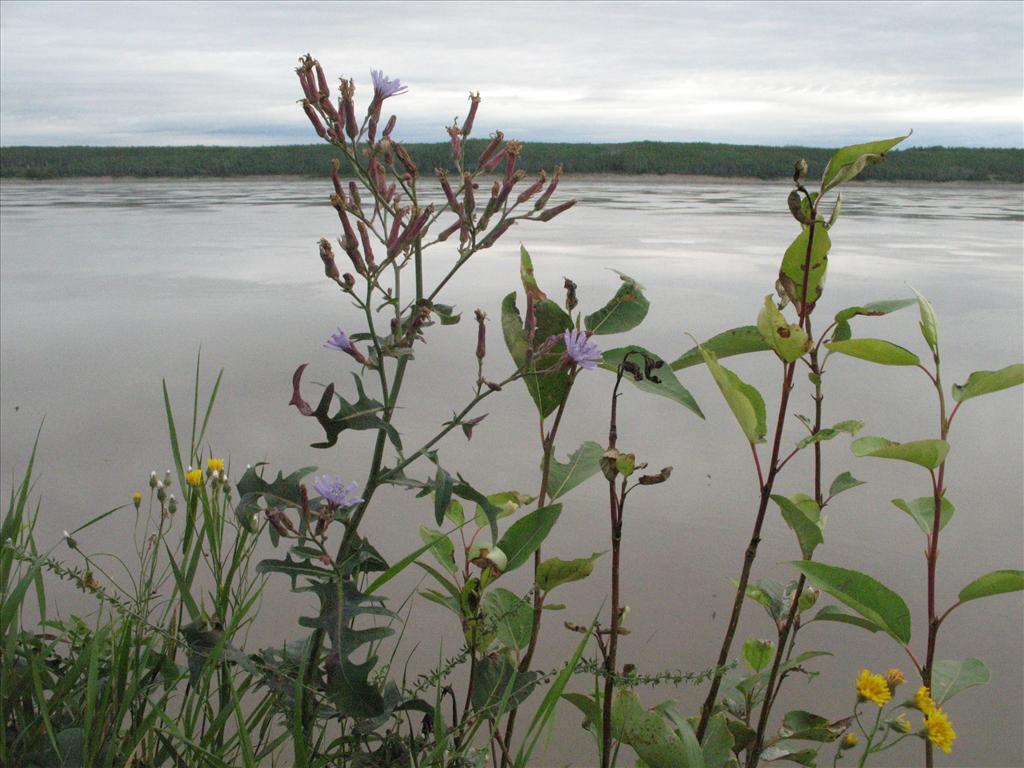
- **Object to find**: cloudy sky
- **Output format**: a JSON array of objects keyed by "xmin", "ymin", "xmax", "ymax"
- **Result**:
[{"xmin": 1, "ymin": 0, "xmax": 1021, "ymax": 148}]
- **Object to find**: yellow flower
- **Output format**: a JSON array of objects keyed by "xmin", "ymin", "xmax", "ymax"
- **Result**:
[
  {"xmin": 185, "ymin": 469, "xmax": 203, "ymax": 487},
  {"xmin": 841, "ymin": 732, "xmax": 859, "ymax": 749},
  {"xmin": 132, "ymin": 491, "xmax": 142, "ymax": 508},
  {"xmin": 912, "ymin": 686, "xmax": 936, "ymax": 715},
  {"xmin": 885, "ymin": 668, "xmax": 905, "ymax": 692},
  {"xmin": 856, "ymin": 669, "xmax": 891, "ymax": 707},
  {"xmin": 207, "ymin": 458, "xmax": 225, "ymax": 473},
  {"xmin": 924, "ymin": 708, "xmax": 956, "ymax": 754},
  {"xmin": 890, "ymin": 712, "xmax": 912, "ymax": 733}
]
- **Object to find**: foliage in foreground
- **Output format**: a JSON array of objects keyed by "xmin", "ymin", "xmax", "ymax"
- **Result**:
[{"xmin": 2, "ymin": 55, "xmax": 1022, "ymax": 768}]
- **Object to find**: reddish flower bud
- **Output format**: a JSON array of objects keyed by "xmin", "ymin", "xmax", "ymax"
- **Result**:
[
  {"xmin": 342, "ymin": 272, "xmax": 356, "ymax": 289},
  {"xmin": 318, "ymin": 238, "xmax": 340, "ymax": 281},
  {"xmin": 479, "ymin": 218, "xmax": 515, "ymax": 249},
  {"xmin": 460, "ymin": 221, "xmax": 470, "ymax": 245},
  {"xmin": 503, "ymin": 140, "xmax": 522, "ymax": 182},
  {"xmin": 474, "ymin": 308, "xmax": 487, "ymax": 360},
  {"xmin": 463, "ymin": 91, "xmax": 481, "ymax": 137},
  {"xmin": 341, "ymin": 78, "xmax": 358, "ymax": 140},
  {"xmin": 436, "ymin": 169, "xmax": 460, "ymax": 211},
  {"xmin": 394, "ymin": 142, "xmax": 418, "ymax": 177},
  {"xmin": 387, "ymin": 207, "xmax": 406, "ymax": 251},
  {"xmin": 448, "ymin": 124, "xmax": 462, "ymax": 163},
  {"xmin": 330, "ymin": 158, "xmax": 343, "ymax": 196},
  {"xmin": 383, "ymin": 114, "xmax": 397, "ymax": 137},
  {"xmin": 347, "ymin": 181, "xmax": 362, "ymax": 214},
  {"xmin": 538, "ymin": 198, "xmax": 576, "ymax": 222},
  {"xmin": 357, "ymin": 221, "xmax": 376, "ymax": 272},
  {"xmin": 437, "ymin": 218, "xmax": 461, "ymax": 241},
  {"xmin": 314, "ymin": 60, "xmax": 329, "ymax": 99},
  {"xmin": 296, "ymin": 67, "xmax": 317, "ymax": 102},
  {"xmin": 319, "ymin": 94, "xmax": 340, "ymax": 124},
  {"xmin": 302, "ymin": 100, "xmax": 327, "ymax": 139},
  {"xmin": 478, "ymin": 130, "xmax": 504, "ymax": 168},
  {"xmin": 516, "ymin": 170, "xmax": 547, "ymax": 205},
  {"xmin": 462, "ymin": 173, "xmax": 476, "ymax": 216},
  {"xmin": 482, "ymin": 147, "xmax": 506, "ymax": 172}
]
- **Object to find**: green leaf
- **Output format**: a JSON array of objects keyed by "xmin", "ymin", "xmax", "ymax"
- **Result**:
[
  {"xmin": 772, "ymin": 494, "xmax": 823, "ymax": 559},
  {"xmin": 931, "ymin": 658, "xmax": 990, "ymax": 706},
  {"xmin": 778, "ymin": 222, "xmax": 831, "ymax": 309},
  {"xmin": 601, "ymin": 346, "xmax": 704, "ymax": 418},
  {"xmin": 743, "ymin": 638, "xmax": 775, "ymax": 672},
  {"xmin": 611, "ymin": 690, "xmax": 702, "ymax": 768},
  {"xmin": 891, "ymin": 496, "xmax": 954, "ymax": 535},
  {"xmin": 483, "ymin": 588, "xmax": 534, "ymax": 649},
  {"xmin": 779, "ymin": 710, "xmax": 847, "ymax": 742},
  {"xmin": 670, "ymin": 326, "xmax": 770, "ymax": 371},
  {"xmin": 290, "ymin": 368, "xmax": 401, "ymax": 450},
  {"xmin": 820, "ymin": 134, "xmax": 910, "ymax": 193},
  {"xmin": 851, "ymin": 436, "xmax": 949, "ymax": 469},
  {"xmin": 472, "ymin": 490, "xmax": 532, "ymax": 530},
  {"xmin": 832, "ymin": 298, "xmax": 916, "ymax": 341},
  {"xmin": 952, "ymin": 364, "xmax": 1024, "ymax": 402},
  {"xmin": 536, "ymin": 552, "xmax": 602, "ymax": 592},
  {"xmin": 759, "ymin": 740, "xmax": 818, "ymax": 766},
  {"xmin": 433, "ymin": 466, "xmax": 453, "ymax": 527},
  {"xmin": 585, "ymin": 271, "xmax": 650, "ymax": 334},
  {"xmin": 547, "ymin": 441, "xmax": 604, "ymax": 499},
  {"xmin": 757, "ymin": 296, "xmax": 809, "ymax": 362},
  {"xmin": 235, "ymin": 463, "xmax": 315, "ymax": 528},
  {"xmin": 958, "ymin": 570, "xmax": 1024, "ymax": 605},
  {"xmin": 743, "ymin": 578, "xmax": 786, "ymax": 622},
  {"xmin": 909, "ymin": 286, "xmax": 939, "ymax": 352},
  {"xmin": 701, "ymin": 715, "xmax": 735, "ymax": 768},
  {"xmin": 453, "ymin": 478, "xmax": 502, "ymax": 541},
  {"xmin": 501, "ymin": 292, "xmax": 573, "ymax": 418},
  {"xmin": 825, "ymin": 339, "xmax": 919, "ymax": 366},
  {"xmin": 471, "ymin": 654, "xmax": 539, "ymax": 716},
  {"xmin": 828, "ymin": 471, "xmax": 864, "ymax": 499},
  {"xmin": 788, "ymin": 561, "xmax": 911, "ymax": 644},
  {"xmin": 796, "ymin": 420, "xmax": 863, "ymax": 451},
  {"xmin": 700, "ymin": 347, "xmax": 766, "ymax": 444},
  {"xmin": 495, "ymin": 504, "xmax": 562, "ymax": 572},
  {"xmin": 419, "ymin": 527, "xmax": 457, "ymax": 573},
  {"xmin": 519, "ymin": 244, "xmax": 547, "ymax": 302},
  {"xmin": 810, "ymin": 605, "xmax": 881, "ymax": 633}
]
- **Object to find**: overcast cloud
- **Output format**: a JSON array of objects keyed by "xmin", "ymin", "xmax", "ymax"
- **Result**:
[{"xmin": 1, "ymin": 0, "xmax": 1021, "ymax": 147}]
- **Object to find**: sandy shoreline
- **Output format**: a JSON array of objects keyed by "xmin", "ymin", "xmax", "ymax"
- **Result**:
[{"xmin": 1, "ymin": 173, "xmax": 1019, "ymax": 188}]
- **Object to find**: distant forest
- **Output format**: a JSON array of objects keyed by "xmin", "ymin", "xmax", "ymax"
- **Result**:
[{"xmin": 1, "ymin": 142, "xmax": 1021, "ymax": 182}]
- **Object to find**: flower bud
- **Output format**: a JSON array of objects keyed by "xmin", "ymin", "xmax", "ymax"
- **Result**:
[
  {"xmin": 447, "ymin": 125, "xmax": 462, "ymax": 163},
  {"xmin": 319, "ymin": 238, "xmax": 340, "ymax": 281},
  {"xmin": 132, "ymin": 491, "xmax": 142, "ymax": 509},
  {"xmin": 436, "ymin": 169, "xmax": 461, "ymax": 211},
  {"xmin": 885, "ymin": 668, "xmax": 905, "ymax": 693},
  {"xmin": 63, "ymin": 530, "xmax": 78, "ymax": 550},
  {"xmin": 478, "ymin": 218, "xmax": 514, "ymax": 249},
  {"xmin": 168, "ymin": 494, "xmax": 177, "ymax": 514},
  {"xmin": 157, "ymin": 484, "xmax": 167, "ymax": 502},
  {"xmin": 302, "ymin": 100, "xmax": 327, "ymax": 139},
  {"xmin": 477, "ymin": 130, "xmax": 504, "ymax": 168},
  {"xmin": 563, "ymin": 277, "xmax": 578, "ymax": 311},
  {"xmin": 474, "ymin": 309, "xmax": 487, "ymax": 360},
  {"xmin": 330, "ymin": 158, "xmax": 344, "ymax": 196},
  {"xmin": 638, "ymin": 466, "xmax": 673, "ymax": 485},
  {"xmin": 793, "ymin": 158, "xmax": 809, "ymax": 182},
  {"xmin": 463, "ymin": 91, "xmax": 481, "ymax": 137},
  {"xmin": 484, "ymin": 546, "xmax": 507, "ymax": 573},
  {"xmin": 149, "ymin": 471, "xmax": 158, "ymax": 488},
  {"xmin": 462, "ymin": 173, "xmax": 475, "ymax": 217},
  {"xmin": 534, "ymin": 164, "xmax": 562, "ymax": 210},
  {"xmin": 516, "ymin": 170, "xmax": 547, "ymax": 205},
  {"xmin": 437, "ymin": 219, "xmax": 461, "ymax": 242},
  {"xmin": 538, "ymin": 199, "xmax": 576, "ymax": 222},
  {"xmin": 841, "ymin": 732, "xmax": 858, "ymax": 750},
  {"xmin": 383, "ymin": 114, "xmax": 397, "ymax": 137}
]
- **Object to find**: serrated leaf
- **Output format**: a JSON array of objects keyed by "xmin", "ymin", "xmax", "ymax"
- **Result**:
[
  {"xmin": 585, "ymin": 271, "xmax": 650, "ymax": 334},
  {"xmin": 825, "ymin": 339, "xmax": 919, "ymax": 366},
  {"xmin": 820, "ymin": 134, "xmax": 910, "ymax": 193},
  {"xmin": 852, "ymin": 436, "xmax": 949, "ymax": 469},
  {"xmin": 789, "ymin": 561, "xmax": 911, "ymax": 644},
  {"xmin": 931, "ymin": 658, "xmax": 990, "ymax": 706},
  {"xmin": 495, "ymin": 504, "xmax": 562, "ymax": 572},
  {"xmin": 537, "ymin": 552, "xmax": 602, "ymax": 592},
  {"xmin": 601, "ymin": 345, "xmax": 704, "ymax": 418},
  {"xmin": 958, "ymin": 570, "xmax": 1024, "ymax": 605},
  {"xmin": 891, "ymin": 496, "xmax": 954, "ymax": 535},
  {"xmin": 547, "ymin": 441, "xmax": 604, "ymax": 499},
  {"xmin": 701, "ymin": 347, "xmax": 766, "ymax": 444},
  {"xmin": 952, "ymin": 364, "xmax": 1024, "ymax": 402},
  {"xmin": 670, "ymin": 326, "xmax": 770, "ymax": 371}
]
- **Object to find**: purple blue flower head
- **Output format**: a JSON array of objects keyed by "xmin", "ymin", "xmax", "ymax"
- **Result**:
[
  {"xmin": 561, "ymin": 329, "xmax": 602, "ymax": 370},
  {"xmin": 371, "ymin": 70, "xmax": 407, "ymax": 101},
  {"xmin": 325, "ymin": 329, "xmax": 353, "ymax": 352},
  {"xmin": 313, "ymin": 475, "xmax": 363, "ymax": 509}
]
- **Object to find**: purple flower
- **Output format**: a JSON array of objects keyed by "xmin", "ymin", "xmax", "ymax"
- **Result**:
[
  {"xmin": 313, "ymin": 475, "xmax": 364, "ymax": 509},
  {"xmin": 325, "ymin": 328, "xmax": 353, "ymax": 352},
  {"xmin": 562, "ymin": 329, "xmax": 602, "ymax": 370},
  {"xmin": 371, "ymin": 69, "xmax": 408, "ymax": 101}
]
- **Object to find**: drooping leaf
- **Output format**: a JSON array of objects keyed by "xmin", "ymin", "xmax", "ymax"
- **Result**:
[
  {"xmin": 831, "ymin": 297, "xmax": 916, "ymax": 341},
  {"xmin": 827, "ymin": 471, "xmax": 864, "ymax": 499},
  {"xmin": 757, "ymin": 296, "xmax": 810, "ymax": 363},
  {"xmin": 825, "ymin": 339, "xmax": 919, "ymax": 366},
  {"xmin": 788, "ymin": 561, "xmax": 911, "ymax": 644},
  {"xmin": 601, "ymin": 346, "xmax": 704, "ymax": 418},
  {"xmin": 585, "ymin": 271, "xmax": 650, "ymax": 334},
  {"xmin": 518, "ymin": 245, "xmax": 547, "ymax": 302},
  {"xmin": 810, "ymin": 605, "xmax": 881, "ymax": 633},
  {"xmin": 952, "ymin": 364, "xmax": 1024, "ymax": 402},
  {"xmin": 931, "ymin": 658, "xmax": 990, "ymax": 706},
  {"xmin": 957, "ymin": 570, "xmax": 1024, "ymax": 605},
  {"xmin": 495, "ymin": 504, "xmax": 562, "ymax": 572},
  {"xmin": 547, "ymin": 441, "xmax": 604, "ymax": 499},
  {"xmin": 796, "ymin": 420, "xmax": 863, "ymax": 451},
  {"xmin": 701, "ymin": 347, "xmax": 766, "ymax": 444},
  {"xmin": 820, "ymin": 134, "xmax": 910, "ymax": 193},
  {"xmin": 778, "ymin": 222, "xmax": 831, "ymax": 310},
  {"xmin": 483, "ymin": 588, "xmax": 534, "ymax": 649},
  {"xmin": 891, "ymin": 496, "xmax": 954, "ymax": 535},
  {"xmin": 670, "ymin": 326, "xmax": 770, "ymax": 371},
  {"xmin": 851, "ymin": 436, "xmax": 949, "ymax": 470},
  {"xmin": 537, "ymin": 552, "xmax": 602, "ymax": 592},
  {"xmin": 772, "ymin": 494, "xmax": 823, "ymax": 559}
]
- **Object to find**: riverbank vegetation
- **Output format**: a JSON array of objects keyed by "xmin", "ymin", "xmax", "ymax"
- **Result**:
[
  {"xmin": 3, "ymin": 55, "xmax": 1022, "ymax": 768},
  {"xmin": 1, "ymin": 142, "xmax": 1021, "ymax": 182}
]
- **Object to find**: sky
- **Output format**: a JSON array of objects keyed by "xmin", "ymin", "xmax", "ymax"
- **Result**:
[{"xmin": 1, "ymin": 0, "xmax": 1021, "ymax": 148}]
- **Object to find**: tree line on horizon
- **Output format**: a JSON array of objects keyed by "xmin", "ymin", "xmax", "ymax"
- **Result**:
[{"xmin": 1, "ymin": 141, "xmax": 1020, "ymax": 182}]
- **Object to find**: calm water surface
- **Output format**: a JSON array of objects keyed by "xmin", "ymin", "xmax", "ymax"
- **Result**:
[{"xmin": 2, "ymin": 178, "xmax": 1022, "ymax": 765}]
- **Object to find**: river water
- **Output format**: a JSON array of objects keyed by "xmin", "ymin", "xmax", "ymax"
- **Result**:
[{"xmin": 1, "ymin": 178, "xmax": 1021, "ymax": 766}]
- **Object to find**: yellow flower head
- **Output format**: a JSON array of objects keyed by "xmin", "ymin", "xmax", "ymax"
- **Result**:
[
  {"xmin": 132, "ymin": 491, "xmax": 142, "ymax": 508},
  {"xmin": 841, "ymin": 732, "xmax": 859, "ymax": 749},
  {"xmin": 912, "ymin": 686, "xmax": 936, "ymax": 715},
  {"xmin": 856, "ymin": 669, "xmax": 891, "ymax": 707},
  {"xmin": 885, "ymin": 668, "xmax": 905, "ymax": 692},
  {"xmin": 207, "ymin": 458, "xmax": 225, "ymax": 473},
  {"xmin": 924, "ymin": 708, "xmax": 956, "ymax": 754},
  {"xmin": 186, "ymin": 469, "xmax": 204, "ymax": 487}
]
